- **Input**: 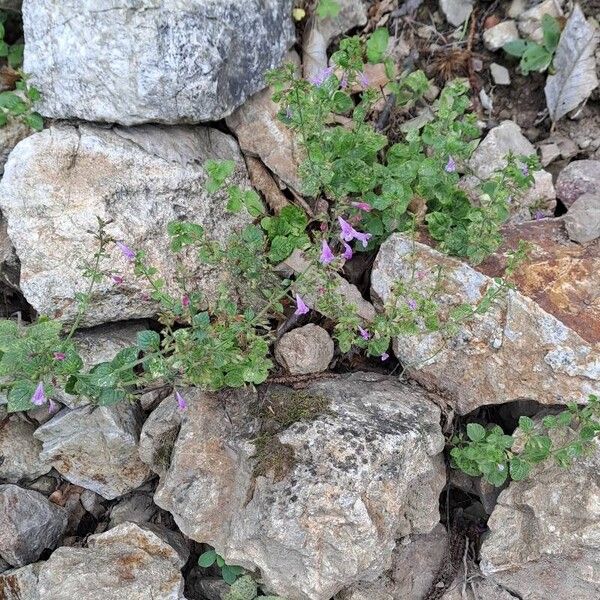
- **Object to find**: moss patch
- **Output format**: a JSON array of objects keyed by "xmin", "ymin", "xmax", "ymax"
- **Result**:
[{"xmin": 250, "ymin": 390, "xmax": 330, "ymax": 482}]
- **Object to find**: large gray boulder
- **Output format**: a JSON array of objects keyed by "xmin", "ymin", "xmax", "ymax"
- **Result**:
[
  {"xmin": 0, "ymin": 484, "xmax": 67, "ymax": 567},
  {"xmin": 152, "ymin": 374, "xmax": 446, "ymax": 600},
  {"xmin": 480, "ymin": 435, "xmax": 600, "ymax": 599},
  {"xmin": 371, "ymin": 234, "xmax": 600, "ymax": 414},
  {"xmin": 34, "ymin": 403, "xmax": 151, "ymax": 500},
  {"xmin": 23, "ymin": 0, "xmax": 295, "ymax": 124},
  {"xmin": 0, "ymin": 123, "xmax": 251, "ymax": 326}
]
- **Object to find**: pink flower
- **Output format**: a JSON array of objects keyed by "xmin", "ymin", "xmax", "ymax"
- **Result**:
[
  {"xmin": 320, "ymin": 239, "xmax": 335, "ymax": 264},
  {"xmin": 31, "ymin": 382, "xmax": 46, "ymax": 406},
  {"xmin": 338, "ymin": 216, "xmax": 372, "ymax": 248},
  {"xmin": 351, "ymin": 201, "xmax": 372, "ymax": 212},
  {"xmin": 534, "ymin": 210, "xmax": 544, "ymax": 221},
  {"xmin": 112, "ymin": 275, "xmax": 124, "ymax": 285},
  {"xmin": 309, "ymin": 66, "xmax": 335, "ymax": 87},
  {"xmin": 116, "ymin": 241, "xmax": 135, "ymax": 261},
  {"xmin": 407, "ymin": 298, "xmax": 417, "ymax": 311},
  {"xmin": 340, "ymin": 74, "xmax": 348, "ymax": 89},
  {"xmin": 294, "ymin": 294, "xmax": 310, "ymax": 315},
  {"xmin": 53, "ymin": 352, "xmax": 66, "ymax": 361},
  {"xmin": 341, "ymin": 241, "xmax": 353, "ymax": 261},
  {"xmin": 381, "ymin": 352, "xmax": 389, "ymax": 361},
  {"xmin": 352, "ymin": 230, "xmax": 371, "ymax": 248},
  {"xmin": 358, "ymin": 326, "xmax": 370, "ymax": 340},
  {"xmin": 175, "ymin": 389, "xmax": 188, "ymax": 411},
  {"xmin": 182, "ymin": 295, "xmax": 190, "ymax": 307},
  {"xmin": 48, "ymin": 399, "xmax": 60, "ymax": 415},
  {"xmin": 358, "ymin": 71, "xmax": 369, "ymax": 87},
  {"xmin": 445, "ymin": 157, "xmax": 457, "ymax": 173}
]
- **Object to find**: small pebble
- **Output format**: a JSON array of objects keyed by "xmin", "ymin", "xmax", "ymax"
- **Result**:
[{"xmin": 490, "ymin": 63, "xmax": 511, "ymax": 85}]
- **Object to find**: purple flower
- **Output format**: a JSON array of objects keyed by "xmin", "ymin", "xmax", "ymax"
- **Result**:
[
  {"xmin": 53, "ymin": 352, "xmax": 66, "ymax": 361},
  {"xmin": 182, "ymin": 295, "xmax": 190, "ymax": 307},
  {"xmin": 294, "ymin": 294, "xmax": 310, "ymax": 315},
  {"xmin": 521, "ymin": 164, "xmax": 529, "ymax": 176},
  {"xmin": 320, "ymin": 239, "xmax": 335, "ymax": 264},
  {"xmin": 534, "ymin": 210, "xmax": 544, "ymax": 221},
  {"xmin": 381, "ymin": 352, "xmax": 389, "ymax": 361},
  {"xmin": 31, "ymin": 382, "xmax": 46, "ymax": 406},
  {"xmin": 338, "ymin": 216, "xmax": 372, "ymax": 248},
  {"xmin": 358, "ymin": 71, "xmax": 369, "ymax": 87},
  {"xmin": 342, "ymin": 241, "xmax": 353, "ymax": 261},
  {"xmin": 175, "ymin": 389, "xmax": 188, "ymax": 411},
  {"xmin": 48, "ymin": 399, "xmax": 60, "ymax": 415},
  {"xmin": 445, "ymin": 157, "xmax": 457, "ymax": 173},
  {"xmin": 309, "ymin": 66, "xmax": 334, "ymax": 87},
  {"xmin": 340, "ymin": 74, "xmax": 348, "ymax": 89},
  {"xmin": 116, "ymin": 241, "xmax": 135, "ymax": 261},
  {"xmin": 285, "ymin": 106, "xmax": 293, "ymax": 119},
  {"xmin": 407, "ymin": 298, "xmax": 417, "ymax": 311},
  {"xmin": 351, "ymin": 201, "xmax": 372, "ymax": 212},
  {"xmin": 112, "ymin": 275, "xmax": 124, "ymax": 285},
  {"xmin": 358, "ymin": 326, "xmax": 370, "ymax": 340}
]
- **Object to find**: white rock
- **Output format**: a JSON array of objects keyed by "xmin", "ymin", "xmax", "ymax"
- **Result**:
[
  {"xmin": 275, "ymin": 324, "xmax": 334, "ymax": 375},
  {"xmin": 34, "ymin": 403, "xmax": 151, "ymax": 500},
  {"xmin": 153, "ymin": 377, "xmax": 446, "ymax": 600},
  {"xmin": 518, "ymin": 0, "xmax": 564, "ymax": 43},
  {"xmin": 564, "ymin": 193, "xmax": 600, "ymax": 243},
  {"xmin": 23, "ymin": 0, "xmax": 295, "ymax": 124},
  {"xmin": 0, "ymin": 123, "xmax": 252, "ymax": 327},
  {"xmin": 490, "ymin": 63, "xmax": 511, "ymax": 85},
  {"xmin": 483, "ymin": 21, "xmax": 520, "ymax": 51},
  {"xmin": 439, "ymin": 0, "xmax": 474, "ymax": 27},
  {"xmin": 0, "ymin": 121, "xmax": 29, "ymax": 175}
]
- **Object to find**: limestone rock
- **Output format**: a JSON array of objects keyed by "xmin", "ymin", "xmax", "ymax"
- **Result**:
[
  {"xmin": 337, "ymin": 523, "xmax": 449, "ymax": 599},
  {"xmin": 480, "ymin": 435, "xmax": 600, "ymax": 599},
  {"xmin": 490, "ymin": 63, "xmax": 510, "ymax": 85},
  {"xmin": 138, "ymin": 395, "xmax": 182, "ymax": 477},
  {"xmin": 556, "ymin": 159, "xmax": 600, "ymax": 207},
  {"xmin": 483, "ymin": 21, "xmax": 520, "ymax": 51},
  {"xmin": 468, "ymin": 121, "xmax": 556, "ymax": 221},
  {"xmin": 0, "ymin": 563, "xmax": 41, "ymax": 600},
  {"xmin": 36, "ymin": 521, "xmax": 186, "ymax": 599},
  {"xmin": 275, "ymin": 324, "xmax": 334, "ymax": 375},
  {"xmin": 23, "ymin": 0, "xmax": 295, "ymax": 124},
  {"xmin": 479, "ymin": 218, "xmax": 600, "ymax": 345},
  {"xmin": 226, "ymin": 85, "xmax": 302, "ymax": 192},
  {"xmin": 108, "ymin": 491, "xmax": 158, "ymax": 528},
  {"xmin": 440, "ymin": 0, "xmax": 474, "ymax": 27},
  {"xmin": 0, "ymin": 416, "xmax": 50, "ymax": 483},
  {"xmin": 0, "ymin": 123, "xmax": 251, "ymax": 326},
  {"xmin": 0, "ymin": 484, "xmax": 67, "ymax": 567},
  {"xmin": 0, "ymin": 120, "xmax": 29, "ymax": 175},
  {"xmin": 34, "ymin": 403, "xmax": 151, "ymax": 500},
  {"xmin": 153, "ymin": 375, "xmax": 446, "ymax": 600},
  {"xmin": 371, "ymin": 234, "xmax": 599, "ymax": 414},
  {"xmin": 564, "ymin": 193, "xmax": 600, "ymax": 244}
]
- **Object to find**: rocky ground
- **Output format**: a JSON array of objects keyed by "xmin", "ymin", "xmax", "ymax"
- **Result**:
[{"xmin": 0, "ymin": 1, "xmax": 599, "ymax": 599}]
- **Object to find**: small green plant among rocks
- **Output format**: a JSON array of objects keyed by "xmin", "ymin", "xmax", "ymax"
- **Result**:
[
  {"xmin": 222, "ymin": 574, "xmax": 284, "ymax": 600},
  {"xmin": 503, "ymin": 14, "xmax": 562, "ymax": 75},
  {"xmin": 451, "ymin": 395, "xmax": 600, "ymax": 486},
  {"xmin": 198, "ymin": 548, "xmax": 244, "ymax": 585}
]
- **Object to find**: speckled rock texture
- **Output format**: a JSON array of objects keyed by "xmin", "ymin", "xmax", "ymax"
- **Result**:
[
  {"xmin": 10, "ymin": 522, "xmax": 188, "ymax": 600},
  {"xmin": 274, "ymin": 323, "xmax": 334, "ymax": 375},
  {"xmin": 0, "ymin": 484, "xmax": 67, "ymax": 567},
  {"xmin": 23, "ymin": 0, "xmax": 295, "ymax": 124},
  {"xmin": 0, "ymin": 123, "xmax": 251, "ymax": 326},
  {"xmin": 34, "ymin": 403, "xmax": 151, "ymax": 500},
  {"xmin": 371, "ymin": 234, "xmax": 599, "ymax": 414},
  {"xmin": 555, "ymin": 159, "xmax": 600, "ymax": 207},
  {"xmin": 152, "ymin": 375, "xmax": 446, "ymax": 600},
  {"xmin": 0, "ymin": 563, "xmax": 41, "ymax": 600},
  {"xmin": 480, "ymin": 433, "xmax": 600, "ymax": 599}
]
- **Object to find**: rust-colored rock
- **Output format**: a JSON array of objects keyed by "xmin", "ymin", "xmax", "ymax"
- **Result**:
[{"xmin": 479, "ymin": 218, "xmax": 600, "ymax": 344}]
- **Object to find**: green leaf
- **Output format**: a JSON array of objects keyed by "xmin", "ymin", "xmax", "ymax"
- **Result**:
[
  {"xmin": 7, "ymin": 43, "xmax": 23, "ymax": 69},
  {"xmin": 205, "ymin": 159, "xmax": 236, "ymax": 193},
  {"xmin": 518, "ymin": 415, "xmax": 535, "ymax": 433},
  {"xmin": 221, "ymin": 564, "xmax": 243, "ymax": 585},
  {"xmin": 520, "ymin": 43, "xmax": 552, "ymax": 74},
  {"xmin": 542, "ymin": 14, "xmax": 561, "ymax": 52},
  {"xmin": 216, "ymin": 555, "xmax": 225, "ymax": 568},
  {"xmin": 503, "ymin": 40, "xmax": 528, "ymax": 57},
  {"xmin": 0, "ymin": 92, "xmax": 27, "ymax": 115},
  {"xmin": 24, "ymin": 112, "xmax": 44, "ymax": 131},
  {"xmin": 136, "ymin": 330, "xmax": 161, "ymax": 352},
  {"xmin": 332, "ymin": 90, "xmax": 354, "ymax": 114},
  {"xmin": 367, "ymin": 28, "xmax": 389, "ymax": 64},
  {"xmin": 97, "ymin": 388, "xmax": 125, "ymax": 406},
  {"xmin": 466, "ymin": 422, "xmax": 486, "ymax": 442},
  {"xmin": 242, "ymin": 189, "xmax": 264, "ymax": 217},
  {"xmin": 509, "ymin": 457, "xmax": 531, "ymax": 481},
  {"xmin": 226, "ymin": 186, "xmax": 243, "ymax": 213},
  {"xmin": 523, "ymin": 435, "xmax": 552, "ymax": 463},
  {"xmin": 7, "ymin": 380, "xmax": 36, "ymax": 412},
  {"xmin": 198, "ymin": 549, "xmax": 217, "ymax": 568},
  {"xmin": 316, "ymin": 0, "xmax": 340, "ymax": 19}
]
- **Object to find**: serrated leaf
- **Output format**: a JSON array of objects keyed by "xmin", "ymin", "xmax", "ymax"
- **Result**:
[
  {"xmin": 367, "ymin": 28, "xmax": 389, "ymax": 64},
  {"xmin": 136, "ymin": 330, "xmax": 161, "ymax": 351},
  {"xmin": 509, "ymin": 457, "xmax": 531, "ymax": 481},
  {"xmin": 545, "ymin": 6, "xmax": 599, "ymax": 122},
  {"xmin": 466, "ymin": 422, "xmax": 486, "ymax": 442},
  {"xmin": 7, "ymin": 380, "xmax": 36, "ymax": 412}
]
